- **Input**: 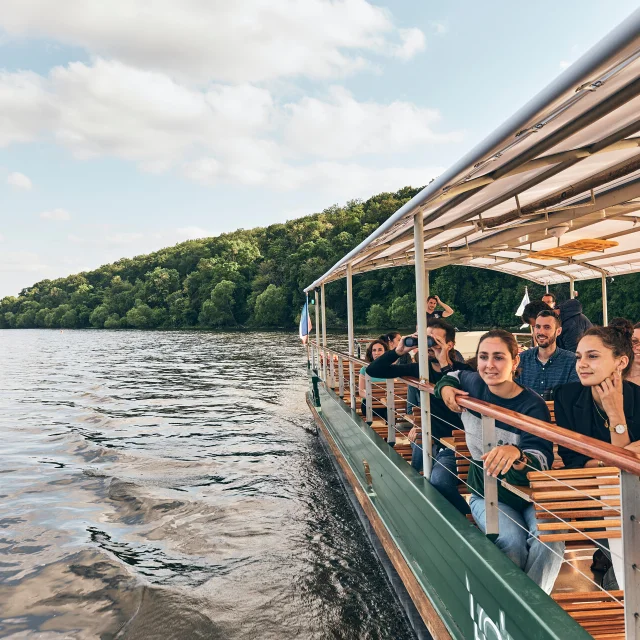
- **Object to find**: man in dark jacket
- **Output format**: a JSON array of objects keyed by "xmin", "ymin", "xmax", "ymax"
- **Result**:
[{"xmin": 556, "ymin": 298, "xmax": 592, "ymax": 352}]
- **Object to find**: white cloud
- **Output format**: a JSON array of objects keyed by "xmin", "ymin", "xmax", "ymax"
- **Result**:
[
  {"xmin": 0, "ymin": 251, "xmax": 51, "ymax": 273},
  {"xmin": 430, "ymin": 21, "xmax": 448, "ymax": 35},
  {"xmin": 0, "ymin": 70, "xmax": 54, "ymax": 147},
  {"xmin": 394, "ymin": 28, "xmax": 426, "ymax": 60},
  {"xmin": 0, "ymin": 0, "xmax": 423, "ymax": 83},
  {"xmin": 283, "ymin": 86, "xmax": 461, "ymax": 158},
  {"xmin": 40, "ymin": 208, "xmax": 71, "ymax": 221},
  {"xmin": 105, "ymin": 232, "xmax": 144, "ymax": 245},
  {"xmin": 0, "ymin": 233, "xmax": 4, "ymax": 242},
  {"xmin": 7, "ymin": 171, "xmax": 33, "ymax": 190}
]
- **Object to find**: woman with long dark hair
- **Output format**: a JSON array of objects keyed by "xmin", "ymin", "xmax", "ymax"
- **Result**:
[
  {"xmin": 359, "ymin": 340, "xmax": 388, "ymax": 423},
  {"xmin": 435, "ymin": 329, "xmax": 561, "ymax": 594}
]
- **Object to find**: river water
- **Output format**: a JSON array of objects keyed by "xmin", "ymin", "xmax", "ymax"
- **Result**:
[{"xmin": 0, "ymin": 330, "xmax": 414, "ymax": 640}]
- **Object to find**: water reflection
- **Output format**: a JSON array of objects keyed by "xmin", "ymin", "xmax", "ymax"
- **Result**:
[{"xmin": 0, "ymin": 330, "xmax": 413, "ymax": 639}]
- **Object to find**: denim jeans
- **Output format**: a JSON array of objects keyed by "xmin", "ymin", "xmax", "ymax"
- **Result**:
[
  {"xmin": 469, "ymin": 494, "xmax": 564, "ymax": 594},
  {"xmin": 411, "ymin": 445, "xmax": 470, "ymax": 516},
  {"xmin": 406, "ymin": 385, "xmax": 420, "ymax": 415}
]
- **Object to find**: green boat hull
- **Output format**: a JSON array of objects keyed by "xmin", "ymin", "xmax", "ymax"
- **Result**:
[{"xmin": 308, "ymin": 382, "xmax": 591, "ymax": 640}]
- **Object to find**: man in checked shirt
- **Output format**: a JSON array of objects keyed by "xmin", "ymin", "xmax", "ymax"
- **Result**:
[{"xmin": 516, "ymin": 309, "xmax": 579, "ymax": 399}]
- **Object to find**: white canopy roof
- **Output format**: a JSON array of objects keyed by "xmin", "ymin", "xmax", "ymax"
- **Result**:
[{"xmin": 305, "ymin": 9, "xmax": 640, "ymax": 292}]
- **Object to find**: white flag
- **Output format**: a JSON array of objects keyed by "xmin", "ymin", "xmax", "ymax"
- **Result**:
[{"xmin": 515, "ymin": 287, "xmax": 530, "ymax": 317}]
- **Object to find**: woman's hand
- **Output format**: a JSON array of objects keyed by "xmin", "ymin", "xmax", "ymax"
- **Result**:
[
  {"xmin": 624, "ymin": 441, "xmax": 640, "ymax": 455},
  {"xmin": 481, "ymin": 445, "xmax": 523, "ymax": 477},
  {"xmin": 408, "ymin": 426, "xmax": 419, "ymax": 442},
  {"xmin": 441, "ymin": 386, "xmax": 468, "ymax": 413},
  {"xmin": 594, "ymin": 372, "xmax": 626, "ymax": 426}
]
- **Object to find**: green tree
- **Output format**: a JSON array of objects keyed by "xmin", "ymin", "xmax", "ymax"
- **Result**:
[
  {"xmin": 199, "ymin": 280, "xmax": 237, "ymax": 327},
  {"xmin": 253, "ymin": 284, "xmax": 287, "ymax": 326},
  {"xmin": 60, "ymin": 309, "xmax": 79, "ymax": 328},
  {"xmin": 104, "ymin": 313, "xmax": 122, "ymax": 329},
  {"xmin": 366, "ymin": 304, "xmax": 390, "ymax": 328},
  {"xmin": 125, "ymin": 302, "xmax": 156, "ymax": 329},
  {"xmin": 89, "ymin": 304, "xmax": 110, "ymax": 328},
  {"xmin": 390, "ymin": 295, "xmax": 416, "ymax": 328}
]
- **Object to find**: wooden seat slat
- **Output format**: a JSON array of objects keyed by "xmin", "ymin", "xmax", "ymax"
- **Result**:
[
  {"xmin": 529, "ymin": 477, "xmax": 620, "ymax": 489},
  {"xmin": 531, "ymin": 487, "xmax": 620, "ymax": 500},
  {"xmin": 527, "ymin": 467, "xmax": 620, "ymax": 480},
  {"xmin": 536, "ymin": 508, "xmax": 620, "ymax": 519},
  {"xmin": 537, "ymin": 519, "xmax": 621, "ymax": 531},
  {"xmin": 553, "ymin": 590, "xmax": 624, "ymax": 603},
  {"xmin": 540, "ymin": 531, "xmax": 621, "ymax": 542}
]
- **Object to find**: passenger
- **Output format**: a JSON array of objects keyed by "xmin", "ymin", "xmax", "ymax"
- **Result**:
[
  {"xmin": 521, "ymin": 300, "xmax": 552, "ymax": 329},
  {"xmin": 555, "ymin": 324, "xmax": 640, "ymax": 469},
  {"xmin": 366, "ymin": 320, "xmax": 472, "ymax": 515},
  {"xmin": 426, "ymin": 295, "xmax": 454, "ymax": 321},
  {"xmin": 556, "ymin": 298, "xmax": 592, "ymax": 353},
  {"xmin": 359, "ymin": 340, "xmax": 389, "ymax": 423},
  {"xmin": 516, "ymin": 310, "xmax": 579, "ymax": 398},
  {"xmin": 541, "ymin": 292, "xmax": 556, "ymax": 309},
  {"xmin": 435, "ymin": 330, "xmax": 562, "ymax": 594}
]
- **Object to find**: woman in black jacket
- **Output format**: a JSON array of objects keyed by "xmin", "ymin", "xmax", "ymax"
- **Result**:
[{"xmin": 556, "ymin": 323, "xmax": 640, "ymax": 469}]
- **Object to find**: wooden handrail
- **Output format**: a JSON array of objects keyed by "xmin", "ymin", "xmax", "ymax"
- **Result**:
[{"xmin": 309, "ymin": 341, "xmax": 640, "ymax": 476}]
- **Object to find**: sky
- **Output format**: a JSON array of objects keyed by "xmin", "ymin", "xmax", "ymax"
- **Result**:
[{"xmin": 1, "ymin": 1, "xmax": 638, "ymax": 298}]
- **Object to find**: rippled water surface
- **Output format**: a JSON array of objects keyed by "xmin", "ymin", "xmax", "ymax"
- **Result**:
[{"xmin": 0, "ymin": 330, "xmax": 413, "ymax": 639}]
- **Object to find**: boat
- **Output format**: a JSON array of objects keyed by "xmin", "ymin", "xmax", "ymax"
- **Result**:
[{"xmin": 303, "ymin": 9, "xmax": 640, "ymax": 640}]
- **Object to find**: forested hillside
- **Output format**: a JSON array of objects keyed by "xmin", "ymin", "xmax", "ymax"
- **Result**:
[{"xmin": 2, "ymin": 185, "xmax": 639, "ymax": 330}]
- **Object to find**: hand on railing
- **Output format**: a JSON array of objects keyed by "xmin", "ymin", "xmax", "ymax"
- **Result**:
[
  {"xmin": 481, "ymin": 444, "xmax": 524, "ymax": 478},
  {"xmin": 440, "ymin": 386, "xmax": 469, "ymax": 413}
]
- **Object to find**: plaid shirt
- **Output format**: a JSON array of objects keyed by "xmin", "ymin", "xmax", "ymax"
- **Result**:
[{"xmin": 516, "ymin": 346, "xmax": 579, "ymax": 397}]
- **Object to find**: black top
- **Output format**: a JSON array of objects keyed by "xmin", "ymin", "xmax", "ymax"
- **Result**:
[
  {"xmin": 556, "ymin": 299, "xmax": 592, "ymax": 353},
  {"xmin": 555, "ymin": 381, "xmax": 640, "ymax": 468},
  {"xmin": 366, "ymin": 348, "xmax": 471, "ymax": 442},
  {"xmin": 427, "ymin": 311, "xmax": 443, "ymax": 322}
]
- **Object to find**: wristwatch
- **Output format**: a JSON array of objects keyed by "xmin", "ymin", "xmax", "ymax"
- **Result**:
[{"xmin": 609, "ymin": 423, "xmax": 628, "ymax": 435}]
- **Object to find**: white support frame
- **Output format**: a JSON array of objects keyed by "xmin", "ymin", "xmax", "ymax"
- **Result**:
[
  {"xmin": 338, "ymin": 355, "xmax": 345, "ymax": 397},
  {"xmin": 621, "ymin": 470, "xmax": 640, "ymax": 640},
  {"xmin": 414, "ymin": 212, "xmax": 432, "ymax": 479},
  {"xmin": 386, "ymin": 379, "xmax": 396, "ymax": 444},
  {"xmin": 346, "ymin": 264, "xmax": 356, "ymax": 411},
  {"xmin": 365, "ymin": 375, "xmax": 373, "ymax": 423},
  {"xmin": 601, "ymin": 273, "xmax": 609, "ymax": 325},
  {"xmin": 314, "ymin": 290, "xmax": 320, "ymax": 375},
  {"xmin": 482, "ymin": 415, "xmax": 500, "ymax": 537},
  {"xmin": 321, "ymin": 283, "xmax": 327, "ymax": 383}
]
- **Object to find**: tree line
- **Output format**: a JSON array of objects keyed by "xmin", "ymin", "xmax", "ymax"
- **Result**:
[{"xmin": 2, "ymin": 185, "xmax": 639, "ymax": 331}]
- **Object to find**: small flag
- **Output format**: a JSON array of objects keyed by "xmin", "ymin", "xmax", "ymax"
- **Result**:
[
  {"xmin": 299, "ymin": 301, "xmax": 312, "ymax": 344},
  {"xmin": 515, "ymin": 286, "xmax": 530, "ymax": 317}
]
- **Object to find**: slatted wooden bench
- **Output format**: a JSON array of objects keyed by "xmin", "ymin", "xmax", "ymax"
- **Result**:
[
  {"xmin": 527, "ymin": 467, "xmax": 621, "ymax": 544},
  {"xmin": 552, "ymin": 590, "xmax": 625, "ymax": 639}
]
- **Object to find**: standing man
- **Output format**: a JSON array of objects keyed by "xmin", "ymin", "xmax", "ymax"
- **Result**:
[
  {"xmin": 556, "ymin": 298, "xmax": 592, "ymax": 353},
  {"xmin": 541, "ymin": 292, "xmax": 556, "ymax": 309},
  {"xmin": 426, "ymin": 295, "xmax": 454, "ymax": 321},
  {"xmin": 516, "ymin": 310, "xmax": 579, "ymax": 397}
]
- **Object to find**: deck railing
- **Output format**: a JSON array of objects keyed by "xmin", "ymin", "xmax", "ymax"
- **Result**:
[{"xmin": 308, "ymin": 340, "xmax": 640, "ymax": 640}]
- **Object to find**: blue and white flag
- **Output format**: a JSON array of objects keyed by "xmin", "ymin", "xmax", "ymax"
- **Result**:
[{"xmin": 299, "ymin": 301, "xmax": 312, "ymax": 344}]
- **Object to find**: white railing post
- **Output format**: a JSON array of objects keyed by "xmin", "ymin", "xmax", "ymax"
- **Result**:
[
  {"xmin": 338, "ymin": 355, "xmax": 345, "ymax": 397},
  {"xmin": 386, "ymin": 379, "xmax": 396, "ymax": 444},
  {"xmin": 414, "ymin": 212, "xmax": 432, "ymax": 479},
  {"xmin": 365, "ymin": 375, "xmax": 373, "ymax": 422},
  {"xmin": 621, "ymin": 470, "xmax": 640, "ymax": 640},
  {"xmin": 314, "ymin": 290, "xmax": 320, "ymax": 375},
  {"xmin": 482, "ymin": 415, "xmax": 500, "ymax": 538},
  {"xmin": 601, "ymin": 273, "xmax": 609, "ymax": 325},
  {"xmin": 321, "ymin": 283, "xmax": 327, "ymax": 384},
  {"xmin": 346, "ymin": 264, "xmax": 356, "ymax": 411},
  {"xmin": 329, "ymin": 350, "xmax": 336, "ymax": 389}
]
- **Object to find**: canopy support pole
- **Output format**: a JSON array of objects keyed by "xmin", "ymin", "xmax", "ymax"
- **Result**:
[
  {"xmin": 346, "ymin": 264, "xmax": 356, "ymax": 411},
  {"xmin": 314, "ymin": 289, "xmax": 320, "ymax": 374},
  {"xmin": 569, "ymin": 278, "xmax": 575, "ymax": 299},
  {"xmin": 321, "ymin": 283, "xmax": 327, "ymax": 384},
  {"xmin": 414, "ymin": 212, "xmax": 432, "ymax": 479},
  {"xmin": 602, "ymin": 274, "xmax": 609, "ymax": 325}
]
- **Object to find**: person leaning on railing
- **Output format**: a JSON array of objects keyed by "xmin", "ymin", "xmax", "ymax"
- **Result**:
[
  {"xmin": 435, "ymin": 329, "xmax": 563, "ymax": 595},
  {"xmin": 358, "ymin": 339, "xmax": 389, "ymax": 424},
  {"xmin": 555, "ymin": 323, "xmax": 640, "ymax": 468},
  {"xmin": 631, "ymin": 321, "xmax": 640, "ymax": 386},
  {"xmin": 366, "ymin": 319, "xmax": 472, "ymax": 515}
]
